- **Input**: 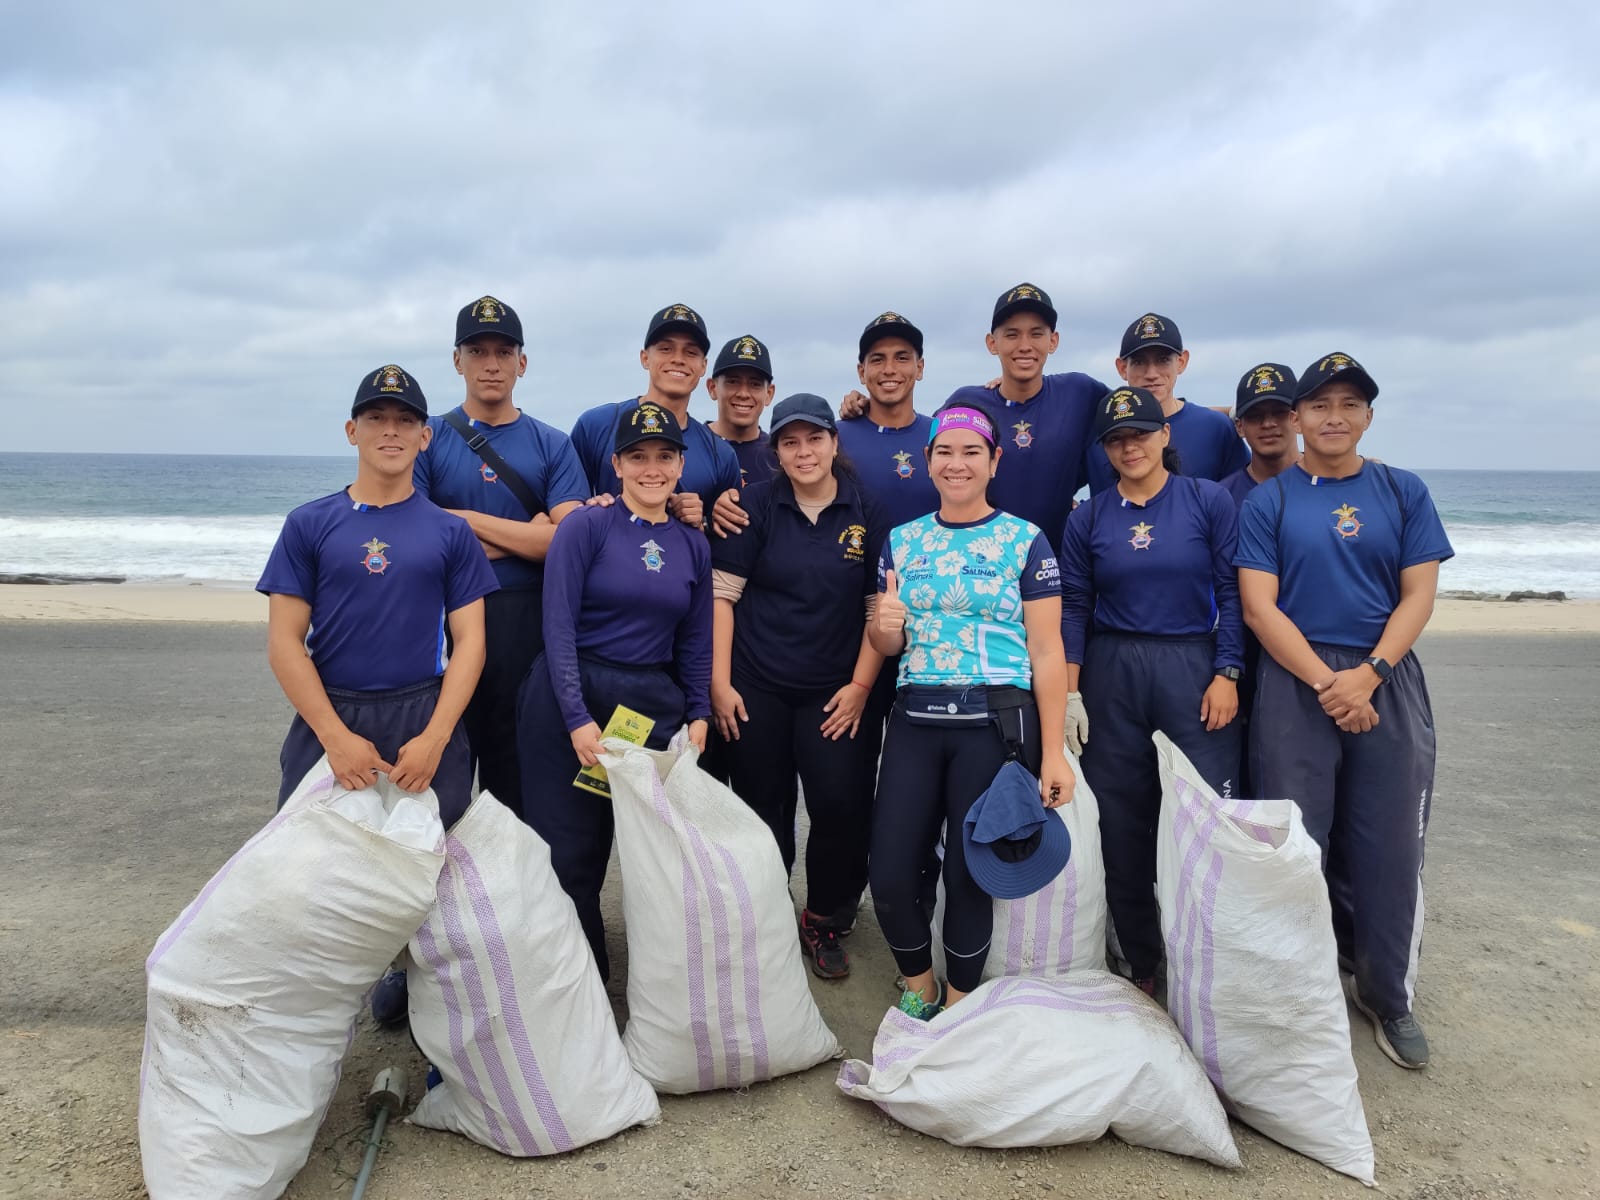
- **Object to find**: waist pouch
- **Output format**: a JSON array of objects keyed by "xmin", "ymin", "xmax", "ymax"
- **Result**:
[{"xmin": 898, "ymin": 684, "xmax": 1032, "ymax": 728}]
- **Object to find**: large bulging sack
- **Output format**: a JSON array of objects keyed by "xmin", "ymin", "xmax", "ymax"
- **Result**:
[
  {"xmin": 140, "ymin": 762, "xmax": 444, "ymax": 1200},
  {"xmin": 837, "ymin": 971, "xmax": 1239, "ymax": 1167},
  {"xmin": 603, "ymin": 732, "xmax": 841, "ymax": 1094},
  {"xmin": 407, "ymin": 791, "xmax": 660, "ymax": 1152},
  {"xmin": 1155, "ymin": 732, "xmax": 1375, "ymax": 1186},
  {"xmin": 932, "ymin": 752, "xmax": 1108, "ymax": 980}
]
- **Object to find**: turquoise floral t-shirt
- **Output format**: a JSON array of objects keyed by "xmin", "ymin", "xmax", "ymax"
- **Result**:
[{"xmin": 876, "ymin": 510, "xmax": 1059, "ymax": 687}]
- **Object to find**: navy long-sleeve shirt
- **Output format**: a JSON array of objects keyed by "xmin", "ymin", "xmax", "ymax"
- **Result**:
[
  {"xmin": 1060, "ymin": 475, "xmax": 1244, "ymax": 672},
  {"xmin": 541, "ymin": 502, "xmax": 712, "ymax": 731}
]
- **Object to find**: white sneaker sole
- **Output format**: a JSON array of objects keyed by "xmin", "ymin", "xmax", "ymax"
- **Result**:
[{"xmin": 1346, "ymin": 976, "xmax": 1427, "ymax": 1070}]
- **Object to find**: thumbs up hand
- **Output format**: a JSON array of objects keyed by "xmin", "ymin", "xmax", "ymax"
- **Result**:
[{"xmin": 875, "ymin": 567, "xmax": 908, "ymax": 646}]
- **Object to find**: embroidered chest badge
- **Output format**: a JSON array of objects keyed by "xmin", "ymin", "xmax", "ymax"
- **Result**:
[
  {"xmin": 361, "ymin": 537, "xmax": 390, "ymax": 574},
  {"xmin": 1129, "ymin": 522, "xmax": 1154, "ymax": 551},
  {"xmin": 480, "ymin": 462, "xmax": 498, "ymax": 483},
  {"xmin": 1012, "ymin": 420, "xmax": 1034, "ymax": 449},
  {"xmin": 839, "ymin": 524, "xmax": 866, "ymax": 560},
  {"xmin": 893, "ymin": 450, "xmax": 915, "ymax": 479},
  {"xmin": 1333, "ymin": 503, "xmax": 1362, "ymax": 539},
  {"xmin": 641, "ymin": 539, "xmax": 666, "ymax": 572}
]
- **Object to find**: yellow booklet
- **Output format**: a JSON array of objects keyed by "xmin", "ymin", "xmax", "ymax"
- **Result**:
[{"xmin": 573, "ymin": 705, "xmax": 656, "ymax": 798}]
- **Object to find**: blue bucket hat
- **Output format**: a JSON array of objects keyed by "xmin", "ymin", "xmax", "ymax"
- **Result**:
[{"xmin": 962, "ymin": 760, "xmax": 1072, "ymax": 900}]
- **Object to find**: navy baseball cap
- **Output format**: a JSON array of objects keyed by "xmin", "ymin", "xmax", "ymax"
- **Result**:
[
  {"xmin": 1119, "ymin": 313, "xmax": 1183, "ymax": 359},
  {"xmin": 352, "ymin": 364, "xmax": 427, "ymax": 418},
  {"xmin": 1093, "ymin": 386, "xmax": 1165, "ymax": 443},
  {"xmin": 991, "ymin": 283, "xmax": 1057, "ymax": 331},
  {"xmin": 455, "ymin": 295, "xmax": 523, "ymax": 346},
  {"xmin": 613, "ymin": 399, "xmax": 687, "ymax": 453},
  {"xmin": 859, "ymin": 311, "xmax": 925, "ymax": 361},
  {"xmin": 768, "ymin": 393, "xmax": 837, "ymax": 437},
  {"xmin": 1295, "ymin": 352, "xmax": 1379, "ymax": 403},
  {"xmin": 963, "ymin": 760, "xmax": 1072, "ymax": 900},
  {"xmin": 645, "ymin": 303, "xmax": 711, "ymax": 354},
  {"xmin": 1235, "ymin": 362, "xmax": 1299, "ymax": 417},
  {"xmin": 713, "ymin": 335, "xmax": 773, "ymax": 380}
]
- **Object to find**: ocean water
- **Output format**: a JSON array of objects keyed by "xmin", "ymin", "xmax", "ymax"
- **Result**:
[{"xmin": 0, "ymin": 454, "xmax": 1596, "ymax": 597}]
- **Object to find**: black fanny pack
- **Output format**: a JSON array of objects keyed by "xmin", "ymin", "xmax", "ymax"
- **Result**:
[{"xmin": 898, "ymin": 684, "xmax": 1032, "ymax": 728}]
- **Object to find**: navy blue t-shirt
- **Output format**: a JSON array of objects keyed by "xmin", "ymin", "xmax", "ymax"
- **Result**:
[
  {"xmin": 1060, "ymin": 476, "xmax": 1243, "ymax": 672},
  {"xmin": 947, "ymin": 372, "xmax": 1108, "ymax": 554},
  {"xmin": 570, "ymin": 399, "xmax": 741, "ymax": 518},
  {"xmin": 1218, "ymin": 466, "xmax": 1258, "ymax": 510},
  {"xmin": 711, "ymin": 476, "xmax": 886, "ymax": 692},
  {"xmin": 835, "ymin": 412, "xmax": 939, "ymax": 529},
  {"xmin": 542, "ymin": 502, "xmax": 713, "ymax": 732},
  {"xmin": 413, "ymin": 407, "xmax": 591, "ymax": 590},
  {"xmin": 722, "ymin": 431, "xmax": 778, "ymax": 489},
  {"xmin": 257, "ymin": 490, "xmax": 499, "ymax": 692},
  {"xmin": 1235, "ymin": 462, "xmax": 1454, "ymax": 649},
  {"xmin": 1087, "ymin": 399, "xmax": 1249, "ymax": 494}
]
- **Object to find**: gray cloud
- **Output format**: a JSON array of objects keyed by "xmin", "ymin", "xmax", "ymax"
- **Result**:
[{"xmin": 1, "ymin": 0, "xmax": 1595, "ymax": 465}]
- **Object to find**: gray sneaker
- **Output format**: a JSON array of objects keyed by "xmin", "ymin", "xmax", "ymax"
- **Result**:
[{"xmin": 1348, "ymin": 979, "xmax": 1429, "ymax": 1069}]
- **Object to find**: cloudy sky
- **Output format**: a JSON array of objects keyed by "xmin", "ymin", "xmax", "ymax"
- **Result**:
[{"xmin": 3, "ymin": 1, "xmax": 1595, "ymax": 468}]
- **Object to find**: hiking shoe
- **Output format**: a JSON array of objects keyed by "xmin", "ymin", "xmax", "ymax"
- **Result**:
[
  {"xmin": 370, "ymin": 967, "xmax": 409, "ymax": 1028},
  {"xmin": 896, "ymin": 982, "xmax": 944, "ymax": 1022},
  {"xmin": 799, "ymin": 910, "xmax": 850, "ymax": 979},
  {"xmin": 1348, "ymin": 979, "xmax": 1429, "ymax": 1069}
]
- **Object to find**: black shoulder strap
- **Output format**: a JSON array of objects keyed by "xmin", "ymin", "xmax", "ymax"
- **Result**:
[
  {"xmin": 1379, "ymin": 462, "xmax": 1408, "ymax": 543},
  {"xmin": 440, "ymin": 410, "xmax": 542, "ymax": 518}
]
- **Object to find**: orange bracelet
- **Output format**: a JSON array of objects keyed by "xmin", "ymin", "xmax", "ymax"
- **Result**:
[{"xmin": 849, "ymin": 678, "xmax": 872, "ymax": 690}]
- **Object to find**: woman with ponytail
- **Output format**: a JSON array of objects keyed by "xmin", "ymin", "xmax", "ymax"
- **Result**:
[{"xmin": 1059, "ymin": 385, "xmax": 1244, "ymax": 996}]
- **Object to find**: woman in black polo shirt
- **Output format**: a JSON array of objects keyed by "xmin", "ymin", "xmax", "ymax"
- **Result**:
[{"xmin": 710, "ymin": 393, "xmax": 887, "ymax": 981}]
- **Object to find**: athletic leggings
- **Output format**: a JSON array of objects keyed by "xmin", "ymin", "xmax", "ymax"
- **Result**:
[
  {"xmin": 870, "ymin": 693, "xmax": 1041, "ymax": 993},
  {"xmin": 721, "ymin": 671, "xmax": 876, "ymax": 924}
]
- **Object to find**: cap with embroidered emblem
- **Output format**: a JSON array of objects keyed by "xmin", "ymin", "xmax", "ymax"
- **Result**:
[
  {"xmin": 645, "ymin": 303, "xmax": 711, "ymax": 354},
  {"xmin": 1119, "ymin": 312, "xmax": 1182, "ymax": 359},
  {"xmin": 1296, "ymin": 352, "xmax": 1379, "ymax": 403},
  {"xmin": 713, "ymin": 335, "xmax": 773, "ymax": 380},
  {"xmin": 613, "ymin": 399, "xmax": 687, "ymax": 453},
  {"xmin": 1234, "ymin": 362, "xmax": 1299, "ymax": 417},
  {"xmin": 352, "ymin": 364, "xmax": 427, "ymax": 418},
  {"xmin": 455, "ymin": 295, "xmax": 523, "ymax": 347},
  {"xmin": 1093, "ymin": 386, "xmax": 1165, "ymax": 442},
  {"xmin": 991, "ymin": 283, "xmax": 1057, "ymax": 331},
  {"xmin": 858, "ymin": 311, "xmax": 924, "ymax": 360}
]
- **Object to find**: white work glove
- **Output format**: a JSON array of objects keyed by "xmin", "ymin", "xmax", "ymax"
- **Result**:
[{"xmin": 1065, "ymin": 692, "xmax": 1090, "ymax": 755}]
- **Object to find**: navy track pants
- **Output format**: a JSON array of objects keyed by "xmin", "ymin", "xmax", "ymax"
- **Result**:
[
  {"xmin": 1080, "ymin": 633, "xmax": 1241, "ymax": 979},
  {"xmin": 516, "ymin": 652, "xmax": 685, "ymax": 983},
  {"xmin": 1251, "ymin": 644, "xmax": 1435, "ymax": 1020}
]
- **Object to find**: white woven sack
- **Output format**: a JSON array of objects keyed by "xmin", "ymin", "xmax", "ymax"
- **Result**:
[
  {"xmin": 931, "ymin": 750, "xmax": 1107, "ymax": 980},
  {"xmin": 407, "ymin": 791, "xmax": 660, "ymax": 1152},
  {"xmin": 837, "ymin": 971, "xmax": 1240, "ymax": 1167},
  {"xmin": 1155, "ymin": 732, "xmax": 1375, "ymax": 1185},
  {"xmin": 602, "ymin": 731, "xmax": 842, "ymax": 1094},
  {"xmin": 140, "ymin": 760, "xmax": 444, "ymax": 1200}
]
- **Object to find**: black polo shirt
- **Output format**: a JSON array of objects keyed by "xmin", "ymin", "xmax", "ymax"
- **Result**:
[{"xmin": 711, "ymin": 474, "xmax": 887, "ymax": 692}]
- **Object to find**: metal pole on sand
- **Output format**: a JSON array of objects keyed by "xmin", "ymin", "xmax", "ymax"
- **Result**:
[{"xmin": 351, "ymin": 1066, "xmax": 408, "ymax": 1200}]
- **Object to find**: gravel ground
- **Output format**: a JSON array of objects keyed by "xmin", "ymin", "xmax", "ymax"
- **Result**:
[{"xmin": 0, "ymin": 622, "xmax": 1596, "ymax": 1199}]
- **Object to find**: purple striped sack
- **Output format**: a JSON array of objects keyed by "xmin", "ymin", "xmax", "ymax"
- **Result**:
[
  {"xmin": 932, "ymin": 749, "xmax": 1107, "ymax": 981},
  {"xmin": 837, "ymin": 972, "xmax": 1240, "ymax": 1166},
  {"xmin": 406, "ymin": 791, "xmax": 660, "ymax": 1154},
  {"xmin": 602, "ymin": 733, "xmax": 842, "ymax": 1094},
  {"xmin": 1155, "ymin": 732, "xmax": 1375, "ymax": 1185},
  {"xmin": 140, "ymin": 760, "xmax": 445, "ymax": 1200}
]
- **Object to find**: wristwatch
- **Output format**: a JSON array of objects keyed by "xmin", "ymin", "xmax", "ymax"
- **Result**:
[
  {"xmin": 1215, "ymin": 667, "xmax": 1242, "ymax": 682},
  {"xmin": 1361, "ymin": 656, "xmax": 1393, "ymax": 684}
]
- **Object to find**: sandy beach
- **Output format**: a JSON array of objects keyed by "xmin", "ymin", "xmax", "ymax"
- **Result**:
[
  {"xmin": 1, "ymin": 581, "xmax": 1598, "ymax": 635},
  {"xmin": 1, "ymin": 617, "xmax": 1596, "ymax": 1199}
]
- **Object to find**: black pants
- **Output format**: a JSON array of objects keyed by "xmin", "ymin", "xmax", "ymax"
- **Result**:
[
  {"xmin": 276, "ymin": 679, "xmax": 473, "ymax": 827},
  {"xmin": 870, "ymin": 694, "xmax": 1041, "ymax": 993},
  {"xmin": 721, "ymin": 672, "xmax": 876, "ymax": 923},
  {"xmin": 1252, "ymin": 645, "xmax": 1436, "ymax": 1020},
  {"xmin": 515, "ymin": 652, "xmax": 685, "ymax": 982},
  {"xmin": 461, "ymin": 585, "xmax": 543, "ymax": 808},
  {"xmin": 1080, "ymin": 633, "xmax": 1242, "ymax": 979}
]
